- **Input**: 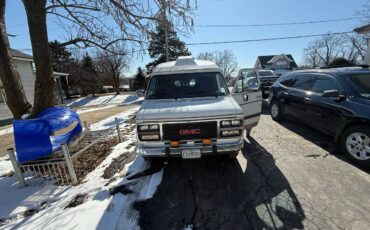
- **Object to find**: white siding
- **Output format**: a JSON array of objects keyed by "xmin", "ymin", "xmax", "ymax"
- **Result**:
[
  {"xmin": 15, "ymin": 59, "xmax": 36, "ymax": 104},
  {"xmin": 0, "ymin": 104, "xmax": 12, "ymax": 120},
  {"xmin": 0, "ymin": 59, "xmax": 36, "ymax": 120},
  {"xmin": 365, "ymin": 40, "xmax": 370, "ymax": 65}
]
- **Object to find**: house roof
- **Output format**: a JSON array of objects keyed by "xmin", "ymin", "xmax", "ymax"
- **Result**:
[
  {"xmin": 10, "ymin": 49, "xmax": 33, "ymax": 60},
  {"xmin": 152, "ymin": 56, "xmax": 221, "ymax": 75},
  {"xmin": 257, "ymin": 54, "xmax": 298, "ymax": 69},
  {"xmin": 354, "ymin": 23, "xmax": 370, "ymax": 34}
]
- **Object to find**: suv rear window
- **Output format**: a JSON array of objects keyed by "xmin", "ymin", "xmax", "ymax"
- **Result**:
[
  {"xmin": 311, "ymin": 75, "xmax": 340, "ymax": 93},
  {"xmin": 278, "ymin": 74, "xmax": 296, "ymax": 87}
]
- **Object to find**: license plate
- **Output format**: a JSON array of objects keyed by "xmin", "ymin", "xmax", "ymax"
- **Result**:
[
  {"xmin": 264, "ymin": 90, "xmax": 270, "ymax": 94},
  {"xmin": 182, "ymin": 149, "xmax": 201, "ymax": 159}
]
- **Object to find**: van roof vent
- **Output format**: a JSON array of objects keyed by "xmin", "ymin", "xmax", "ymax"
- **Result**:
[{"xmin": 174, "ymin": 56, "xmax": 197, "ymax": 66}]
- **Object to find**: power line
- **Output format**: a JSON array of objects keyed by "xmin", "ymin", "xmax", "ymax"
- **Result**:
[
  {"xmin": 195, "ymin": 16, "xmax": 366, "ymax": 28},
  {"xmin": 14, "ymin": 31, "xmax": 356, "ymax": 52},
  {"xmin": 186, "ymin": 31, "xmax": 355, "ymax": 46},
  {"xmin": 7, "ymin": 23, "xmax": 28, "ymax": 28}
]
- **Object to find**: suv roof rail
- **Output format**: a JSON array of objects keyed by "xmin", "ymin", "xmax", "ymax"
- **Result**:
[{"xmin": 320, "ymin": 64, "xmax": 369, "ymax": 69}]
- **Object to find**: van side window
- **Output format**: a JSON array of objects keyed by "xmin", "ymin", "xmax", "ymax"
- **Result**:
[
  {"xmin": 311, "ymin": 75, "xmax": 340, "ymax": 93},
  {"xmin": 235, "ymin": 70, "xmax": 258, "ymax": 93},
  {"xmin": 243, "ymin": 71, "xmax": 258, "ymax": 91}
]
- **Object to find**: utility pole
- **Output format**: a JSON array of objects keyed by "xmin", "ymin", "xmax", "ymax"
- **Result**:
[{"xmin": 161, "ymin": 0, "xmax": 169, "ymax": 62}]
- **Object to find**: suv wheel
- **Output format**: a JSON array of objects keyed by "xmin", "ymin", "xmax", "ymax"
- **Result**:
[
  {"xmin": 342, "ymin": 125, "xmax": 370, "ymax": 167},
  {"xmin": 270, "ymin": 100, "xmax": 284, "ymax": 121}
]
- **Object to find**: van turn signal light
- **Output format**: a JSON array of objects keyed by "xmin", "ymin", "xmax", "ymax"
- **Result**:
[
  {"xmin": 170, "ymin": 141, "xmax": 179, "ymax": 148},
  {"xmin": 202, "ymin": 138, "xmax": 212, "ymax": 145}
]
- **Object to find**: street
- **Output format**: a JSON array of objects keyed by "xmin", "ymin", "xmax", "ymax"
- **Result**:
[{"xmin": 133, "ymin": 102, "xmax": 370, "ymax": 229}]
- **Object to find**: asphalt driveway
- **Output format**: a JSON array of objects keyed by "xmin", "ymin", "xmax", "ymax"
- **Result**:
[{"xmin": 134, "ymin": 103, "xmax": 370, "ymax": 229}]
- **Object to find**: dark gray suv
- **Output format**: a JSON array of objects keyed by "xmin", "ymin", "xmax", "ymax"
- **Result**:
[{"xmin": 268, "ymin": 67, "xmax": 370, "ymax": 167}]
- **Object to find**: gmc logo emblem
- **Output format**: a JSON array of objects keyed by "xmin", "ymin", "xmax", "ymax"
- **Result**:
[{"xmin": 179, "ymin": 129, "xmax": 201, "ymax": 135}]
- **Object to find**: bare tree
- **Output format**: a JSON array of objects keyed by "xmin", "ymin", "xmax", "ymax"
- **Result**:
[
  {"xmin": 346, "ymin": 34, "xmax": 368, "ymax": 63},
  {"xmin": 359, "ymin": 0, "xmax": 370, "ymax": 23},
  {"xmin": 0, "ymin": 0, "xmax": 32, "ymax": 118},
  {"xmin": 197, "ymin": 50, "xmax": 238, "ymax": 81},
  {"xmin": 0, "ymin": 0, "xmax": 195, "ymax": 118},
  {"xmin": 22, "ymin": 0, "xmax": 56, "ymax": 117},
  {"xmin": 96, "ymin": 46, "xmax": 130, "ymax": 95},
  {"xmin": 304, "ymin": 33, "xmax": 367, "ymax": 68}
]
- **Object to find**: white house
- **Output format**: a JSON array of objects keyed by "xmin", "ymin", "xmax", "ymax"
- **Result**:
[
  {"xmin": 254, "ymin": 54, "xmax": 298, "ymax": 76},
  {"xmin": 354, "ymin": 24, "xmax": 370, "ymax": 65},
  {"xmin": 0, "ymin": 49, "xmax": 68, "ymax": 123}
]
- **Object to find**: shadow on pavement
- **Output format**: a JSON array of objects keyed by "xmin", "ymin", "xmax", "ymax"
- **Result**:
[
  {"xmin": 262, "ymin": 100, "xmax": 370, "ymax": 172},
  {"xmin": 134, "ymin": 138, "xmax": 305, "ymax": 229}
]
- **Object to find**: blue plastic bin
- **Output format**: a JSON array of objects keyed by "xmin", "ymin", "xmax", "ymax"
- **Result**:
[{"xmin": 13, "ymin": 107, "xmax": 82, "ymax": 163}]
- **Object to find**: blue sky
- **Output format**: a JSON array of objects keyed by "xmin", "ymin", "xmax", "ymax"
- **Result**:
[{"xmin": 6, "ymin": 0, "xmax": 368, "ymax": 75}]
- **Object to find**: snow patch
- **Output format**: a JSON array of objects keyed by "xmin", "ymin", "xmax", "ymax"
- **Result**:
[
  {"xmin": 0, "ymin": 108, "xmax": 164, "ymax": 230},
  {"xmin": 0, "ymin": 156, "xmax": 13, "ymax": 176},
  {"xmin": 0, "ymin": 127, "xmax": 13, "ymax": 136},
  {"xmin": 66, "ymin": 94, "xmax": 142, "ymax": 107}
]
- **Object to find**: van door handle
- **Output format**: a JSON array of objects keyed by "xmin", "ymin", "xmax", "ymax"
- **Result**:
[{"xmin": 303, "ymin": 97, "xmax": 311, "ymax": 104}]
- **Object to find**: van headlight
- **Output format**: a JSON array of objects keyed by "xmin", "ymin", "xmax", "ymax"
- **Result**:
[
  {"xmin": 138, "ymin": 124, "xmax": 159, "ymax": 132},
  {"xmin": 137, "ymin": 124, "xmax": 160, "ymax": 141},
  {"xmin": 221, "ymin": 119, "xmax": 242, "ymax": 128},
  {"xmin": 221, "ymin": 129, "xmax": 242, "ymax": 137},
  {"xmin": 139, "ymin": 134, "xmax": 160, "ymax": 141}
]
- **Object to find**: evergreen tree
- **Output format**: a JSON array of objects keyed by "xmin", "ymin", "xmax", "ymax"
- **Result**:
[
  {"xmin": 49, "ymin": 40, "xmax": 73, "ymax": 72},
  {"xmin": 133, "ymin": 67, "xmax": 147, "ymax": 90},
  {"xmin": 146, "ymin": 21, "xmax": 191, "ymax": 73},
  {"xmin": 81, "ymin": 53, "xmax": 102, "ymax": 96}
]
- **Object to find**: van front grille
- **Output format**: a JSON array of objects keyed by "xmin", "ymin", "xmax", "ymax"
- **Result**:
[{"xmin": 162, "ymin": 121, "xmax": 217, "ymax": 140}]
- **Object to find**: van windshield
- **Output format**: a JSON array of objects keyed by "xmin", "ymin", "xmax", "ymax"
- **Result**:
[{"xmin": 146, "ymin": 72, "xmax": 229, "ymax": 99}]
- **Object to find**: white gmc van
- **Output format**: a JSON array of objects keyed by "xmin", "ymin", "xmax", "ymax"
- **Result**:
[{"xmin": 136, "ymin": 56, "xmax": 262, "ymax": 160}]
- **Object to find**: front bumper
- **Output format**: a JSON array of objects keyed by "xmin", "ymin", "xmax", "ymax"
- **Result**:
[{"xmin": 138, "ymin": 138, "xmax": 244, "ymax": 158}]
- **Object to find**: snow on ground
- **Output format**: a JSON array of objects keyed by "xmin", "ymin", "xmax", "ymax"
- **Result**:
[
  {"xmin": 90, "ymin": 107, "xmax": 140, "ymax": 131},
  {"xmin": 66, "ymin": 94, "xmax": 142, "ymax": 107},
  {"xmin": 0, "ymin": 107, "xmax": 163, "ymax": 230},
  {"xmin": 76, "ymin": 104, "xmax": 117, "ymax": 114},
  {"xmin": 0, "ymin": 156, "xmax": 12, "ymax": 177},
  {"xmin": 0, "ymin": 127, "xmax": 13, "ymax": 136}
]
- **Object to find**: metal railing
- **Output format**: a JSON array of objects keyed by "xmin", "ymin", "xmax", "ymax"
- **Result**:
[{"xmin": 8, "ymin": 117, "xmax": 125, "ymax": 188}]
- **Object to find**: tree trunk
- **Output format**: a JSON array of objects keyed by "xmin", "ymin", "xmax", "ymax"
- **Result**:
[
  {"xmin": 22, "ymin": 0, "xmax": 55, "ymax": 117},
  {"xmin": 0, "ymin": 0, "xmax": 32, "ymax": 119},
  {"xmin": 114, "ymin": 73, "xmax": 120, "ymax": 95}
]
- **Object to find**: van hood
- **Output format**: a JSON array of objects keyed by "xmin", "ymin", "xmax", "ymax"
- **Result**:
[{"xmin": 137, "ymin": 96, "xmax": 242, "ymax": 121}]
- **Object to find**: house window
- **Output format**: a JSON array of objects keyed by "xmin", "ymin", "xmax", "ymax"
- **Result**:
[
  {"xmin": 276, "ymin": 61, "xmax": 288, "ymax": 69},
  {"xmin": 0, "ymin": 87, "xmax": 5, "ymax": 104}
]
